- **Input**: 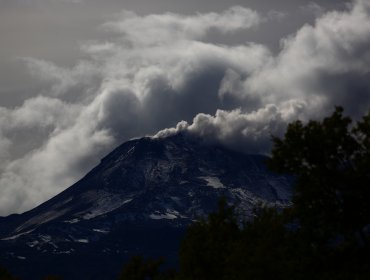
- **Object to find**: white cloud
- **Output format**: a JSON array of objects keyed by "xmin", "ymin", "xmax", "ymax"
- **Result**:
[
  {"xmin": 104, "ymin": 6, "xmax": 261, "ymax": 46},
  {"xmin": 158, "ymin": 0, "xmax": 370, "ymax": 154},
  {"xmin": 245, "ymin": 0, "xmax": 370, "ymax": 116},
  {"xmin": 0, "ymin": 96, "xmax": 84, "ymax": 213}
]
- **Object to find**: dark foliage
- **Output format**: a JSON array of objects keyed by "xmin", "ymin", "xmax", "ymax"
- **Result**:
[
  {"xmin": 0, "ymin": 266, "xmax": 19, "ymax": 280},
  {"xmin": 118, "ymin": 256, "xmax": 176, "ymax": 280},
  {"xmin": 269, "ymin": 106, "xmax": 370, "ymax": 242},
  {"xmin": 41, "ymin": 276, "xmax": 63, "ymax": 280},
  {"xmin": 178, "ymin": 198, "xmax": 240, "ymax": 280}
]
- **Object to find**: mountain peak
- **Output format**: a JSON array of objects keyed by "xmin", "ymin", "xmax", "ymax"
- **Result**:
[{"xmin": 0, "ymin": 134, "xmax": 292, "ymax": 280}]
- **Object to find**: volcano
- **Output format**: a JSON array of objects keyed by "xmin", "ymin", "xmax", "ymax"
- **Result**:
[{"xmin": 0, "ymin": 133, "xmax": 292, "ymax": 279}]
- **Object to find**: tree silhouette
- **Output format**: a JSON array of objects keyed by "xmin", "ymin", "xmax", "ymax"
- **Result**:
[
  {"xmin": 42, "ymin": 275, "xmax": 63, "ymax": 280},
  {"xmin": 179, "ymin": 198, "xmax": 240, "ymax": 280},
  {"xmin": 0, "ymin": 266, "xmax": 19, "ymax": 280},
  {"xmin": 118, "ymin": 255, "xmax": 176, "ymax": 280},
  {"xmin": 269, "ymin": 107, "xmax": 370, "ymax": 243}
]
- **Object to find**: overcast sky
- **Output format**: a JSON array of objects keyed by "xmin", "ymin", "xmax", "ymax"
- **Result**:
[{"xmin": 0, "ymin": 0, "xmax": 369, "ymax": 215}]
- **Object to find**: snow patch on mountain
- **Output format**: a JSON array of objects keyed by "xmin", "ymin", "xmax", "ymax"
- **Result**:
[
  {"xmin": 150, "ymin": 213, "xmax": 177, "ymax": 220},
  {"xmin": 1, "ymin": 229, "xmax": 35, "ymax": 241},
  {"xmin": 199, "ymin": 176, "xmax": 225, "ymax": 189},
  {"xmin": 63, "ymin": 218, "xmax": 80, "ymax": 224},
  {"xmin": 93, "ymin": 228, "xmax": 110, "ymax": 234},
  {"xmin": 77, "ymin": 191, "xmax": 133, "ymax": 220},
  {"xmin": 149, "ymin": 209, "xmax": 184, "ymax": 220},
  {"xmin": 27, "ymin": 240, "xmax": 39, "ymax": 248},
  {"xmin": 75, "ymin": 239, "xmax": 89, "ymax": 243},
  {"xmin": 15, "ymin": 208, "xmax": 70, "ymax": 233}
]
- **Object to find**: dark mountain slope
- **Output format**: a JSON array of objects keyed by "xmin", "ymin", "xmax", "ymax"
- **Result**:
[{"xmin": 0, "ymin": 133, "xmax": 292, "ymax": 280}]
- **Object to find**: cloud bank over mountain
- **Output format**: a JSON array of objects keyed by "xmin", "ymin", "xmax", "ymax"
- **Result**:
[{"xmin": 0, "ymin": 0, "xmax": 369, "ymax": 215}]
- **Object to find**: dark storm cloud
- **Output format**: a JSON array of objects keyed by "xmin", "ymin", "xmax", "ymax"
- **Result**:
[{"xmin": 0, "ymin": 0, "xmax": 370, "ymax": 215}]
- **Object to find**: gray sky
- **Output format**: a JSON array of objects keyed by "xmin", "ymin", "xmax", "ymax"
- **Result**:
[{"xmin": 0, "ymin": 0, "xmax": 368, "ymax": 215}]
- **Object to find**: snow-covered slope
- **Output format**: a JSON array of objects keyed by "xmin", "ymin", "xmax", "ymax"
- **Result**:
[{"xmin": 0, "ymin": 133, "xmax": 292, "ymax": 280}]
